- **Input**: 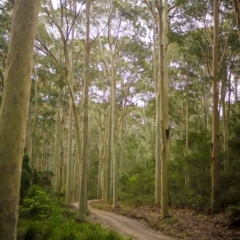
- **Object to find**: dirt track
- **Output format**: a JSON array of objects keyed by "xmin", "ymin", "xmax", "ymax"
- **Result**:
[{"xmin": 71, "ymin": 202, "xmax": 173, "ymax": 240}]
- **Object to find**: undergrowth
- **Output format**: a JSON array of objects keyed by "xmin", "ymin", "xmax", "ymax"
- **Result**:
[{"xmin": 17, "ymin": 186, "xmax": 130, "ymax": 240}]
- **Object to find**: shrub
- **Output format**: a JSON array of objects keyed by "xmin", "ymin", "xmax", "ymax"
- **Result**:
[
  {"xmin": 19, "ymin": 186, "xmax": 57, "ymax": 220},
  {"xmin": 18, "ymin": 187, "xmax": 129, "ymax": 240},
  {"xmin": 226, "ymin": 205, "xmax": 240, "ymax": 227}
]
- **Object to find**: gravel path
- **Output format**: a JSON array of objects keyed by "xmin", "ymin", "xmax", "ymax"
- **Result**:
[{"xmin": 71, "ymin": 201, "xmax": 174, "ymax": 240}]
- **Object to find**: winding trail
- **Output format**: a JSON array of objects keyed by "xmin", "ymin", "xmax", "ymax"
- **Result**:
[{"xmin": 71, "ymin": 201, "xmax": 174, "ymax": 240}]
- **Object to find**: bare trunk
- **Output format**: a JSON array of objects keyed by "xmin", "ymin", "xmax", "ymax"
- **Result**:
[
  {"xmin": 111, "ymin": 53, "xmax": 118, "ymax": 208},
  {"xmin": 211, "ymin": 0, "xmax": 220, "ymax": 213},
  {"xmin": 106, "ymin": 105, "xmax": 112, "ymax": 201},
  {"xmin": 185, "ymin": 71, "xmax": 190, "ymax": 187},
  {"xmin": 0, "ymin": 1, "xmax": 40, "ymax": 238},
  {"xmin": 78, "ymin": 0, "xmax": 90, "ymax": 220},
  {"xmin": 65, "ymin": 28, "xmax": 75, "ymax": 204},
  {"xmin": 53, "ymin": 90, "xmax": 61, "ymax": 192},
  {"xmin": 154, "ymin": 11, "xmax": 161, "ymax": 204},
  {"xmin": 157, "ymin": 0, "xmax": 169, "ymax": 218}
]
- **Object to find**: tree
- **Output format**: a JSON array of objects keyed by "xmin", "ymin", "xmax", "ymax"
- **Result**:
[
  {"xmin": 0, "ymin": 0, "xmax": 40, "ymax": 239},
  {"xmin": 157, "ymin": 0, "xmax": 169, "ymax": 218},
  {"xmin": 211, "ymin": 0, "xmax": 220, "ymax": 212},
  {"xmin": 78, "ymin": 0, "xmax": 90, "ymax": 220}
]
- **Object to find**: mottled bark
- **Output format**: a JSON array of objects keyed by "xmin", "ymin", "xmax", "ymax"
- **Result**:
[
  {"xmin": 0, "ymin": 0, "xmax": 40, "ymax": 239},
  {"xmin": 157, "ymin": 0, "xmax": 169, "ymax": 218},
  {"xmin": 211, "ymin": 0, "xmax": 220, "ymax": 213},
  {"xmin": 78, "ymin": 0, "xmax": 90, "ymax": 220},
  {"xmin": 154, "ymin": 12, "xmax": 161, "ymax": 204}
]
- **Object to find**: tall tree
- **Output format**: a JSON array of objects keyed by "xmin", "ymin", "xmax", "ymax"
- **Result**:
[
  {"xmin": 78, "ymin": 0, "xmax": 90, "ymax": 220},
  {"xmin": 211, "ymin": 0, "xmax": 220, "ymax": 212},
  {"xmin": 157, "ymin": 0, "xmax": 169, "ymax": 218},
  {"xmin": 0, "ymin": 0, "xmax": 40, "ymax": 239}
]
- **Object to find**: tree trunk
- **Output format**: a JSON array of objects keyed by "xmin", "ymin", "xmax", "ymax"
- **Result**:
[
  {"xmin": 53, "ymin": 89, "xmax": 61, "ymax": 192},
  {"xmin": 211, "ymin": 0, "xmax": 220, "ymax": 213},
  {"xmin": 65, "ymin": 28, "xmax": 75, "ymax": 205},
  {"xmin": 106, "ymin": 104, "xmax": 112, "ymax": 201},
  {"xmin": 0, "ymin": 0, "xmax": 40, "ymax": 239},
  {"xmin": 185, "ymin": 69, "xmax": 190, "ymax": 188},
  {"xmin": 157, "ymin": 0, "xmax": 169, "ymax": 218},
  {"xmin": 66, "ymin": 98, "xmax": 73, "ymax": 203},
  {"xmin": 78, "ymin": 0, "xmax": 90, "ymax": 220},
  {"xmin": 154, "ymin": 10, "xmax": 161, "ymax": 204},
  {"xmin": 107, "ymin": 1, "xmax": 118, "ymax": 208}
]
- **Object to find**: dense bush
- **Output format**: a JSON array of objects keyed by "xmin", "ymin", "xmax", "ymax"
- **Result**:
[
  {"xmin": 20, "ymin": 155, "xmax": 33, "ymax": 203},
  {"xmin": 118, "ymin": 160, "xmax": 155, "ymax": 206},
  {"xmin": 19, "ymin": 186, "xmax": 55, "ymax": 220},
  {"xmin": 226, "ymin": 205, "xmax": 240, "ymax": 227},
  {"xmin": 170, "ymin": 189, "xmax": 210, "ymax": 212},
  {"xmin": 18, "ymin": 186, "xmax": 129, "ymax": 240}
]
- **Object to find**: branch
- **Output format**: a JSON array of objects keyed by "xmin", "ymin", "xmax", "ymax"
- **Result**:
[{"xmin": 35, "ymin": 37, "xmax": 66, "ymax": 77}]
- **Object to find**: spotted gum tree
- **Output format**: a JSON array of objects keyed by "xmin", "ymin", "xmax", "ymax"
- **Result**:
[{"xmin": 0, "ymin": 0, "xmax": 40, "ymax": 239}]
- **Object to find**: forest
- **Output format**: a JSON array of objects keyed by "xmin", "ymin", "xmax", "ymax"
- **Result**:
[{"xmin": 0, "ymin": 0, "xmax": 240, "ymax": 239}]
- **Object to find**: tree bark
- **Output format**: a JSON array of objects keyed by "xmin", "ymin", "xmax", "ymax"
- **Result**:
[
  {"xmin": 154, "ymin": 10, "xmax": 161, "ymax": 204},
  {"xmin": 157, "ymin": 0, "xmax": 169, "ymax": 218},
  {"xmin": 211, "ymin": 0, "xmax": 220, "ymax": 213},
  {"xmin": 185, "ymin": 68, "xmax": 190, "ymax": 188},
  {"xmin": 53, "ymin": 89, "xmax": 61, "ymax": 192},
  {"xmin": 65, "ymin": 28, "xmax": 75, "ymax": 205},
  {"xmin": 0, "ymin": 0, "xmax": 40, "ymax": 239},
  {"xmin": 78, "ymin": 0, "xmax": 90, "ymax": 220}
]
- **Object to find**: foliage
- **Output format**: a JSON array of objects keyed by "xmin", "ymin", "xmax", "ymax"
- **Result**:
[
  {"xmin": 118, "ymin": 159, "xmax": 155, "ymax": 206},
  {"xmin": 226, "ymin": 205, "xmax": 240, "ymax": 227},
  {"xmin": 20, "ymin": 155, "xmax": 33, "ymax": 203},
  {"xmin": 170, "ymin": 189, "xmax": 210, "ymax": 212},
  {"xmin": 19, "ymin": 186, "xmax": 55, "ymax": 220},
  {"xmin": 18, "ymin": 187, "xmax": 129, "ymax": 240},
  {"xmin": 169, "ymin": 130, "xmax": 211, "ymax": 211}
]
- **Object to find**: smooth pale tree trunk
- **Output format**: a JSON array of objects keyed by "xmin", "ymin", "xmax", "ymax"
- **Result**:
[
  {"xmin": 72, "ymin": 141, "xmax": 80, "ymax": 201},
  {"xmin": 107, "ymin": 1, "xmax": 118, "ymax": 208},
  {"xmin": 97, "ymin": 122, "xmax": 106, "ymax": 199},
  {"xmin": 0, "ymin": 1, "xmax": 40, "ymax": 239},
  {"xmin": 106, "ymin": 104, "xmax": 112, "ymax": 201},
  {"xmin": 203, "ymin": 84, "xmax": 209, "ymax": 130},
  {"xmin": 211, "ymin": 0, "xmax": 220, "ymax": 213},
  {"xmin": 185, "ymin": 70, "xmax": 190, "ymax": 188},
  {"xmin": 157, "ymin": 0, "xmax": 169, "ymax": 218},
  {"xmin": 154, "ymin": 12, "xmax": 161, "ymax": 204},
  {"xmin": 66, "ymin": 99, "xmax": 73, "ymax": 203},
  {"xmin": 65, "ymin": 29, "xmax": 75, "ymax": 204},
  {"xmin": 101, "ymin": 108, "xmax": 108, "ymax": 201},
  {"xmin": 58, "ymin": 111, "xmax": 65, "ymax": 192},
  {"xmin": 78, "ymin": 0, "xmax": 90, "ymax": 220},
  {"xmin": 221, "ymin": 68, "xmax": 229, "ymax": 169},
  {"xmin": 97, "ymin": 142, "xmax": 104, "ymax": 199},
  {"xmin": 53, "ymin": 89, "xmax": 61, "ymax": 192},
  {"xmin": 111, "ymin": 47, "xmax": 118, "ymax": 208}
]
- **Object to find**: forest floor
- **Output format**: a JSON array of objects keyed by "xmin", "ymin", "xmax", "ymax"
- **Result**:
[{"xmin": 88, "ymin": 200, "xmax": 240, "ymax": 240}]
